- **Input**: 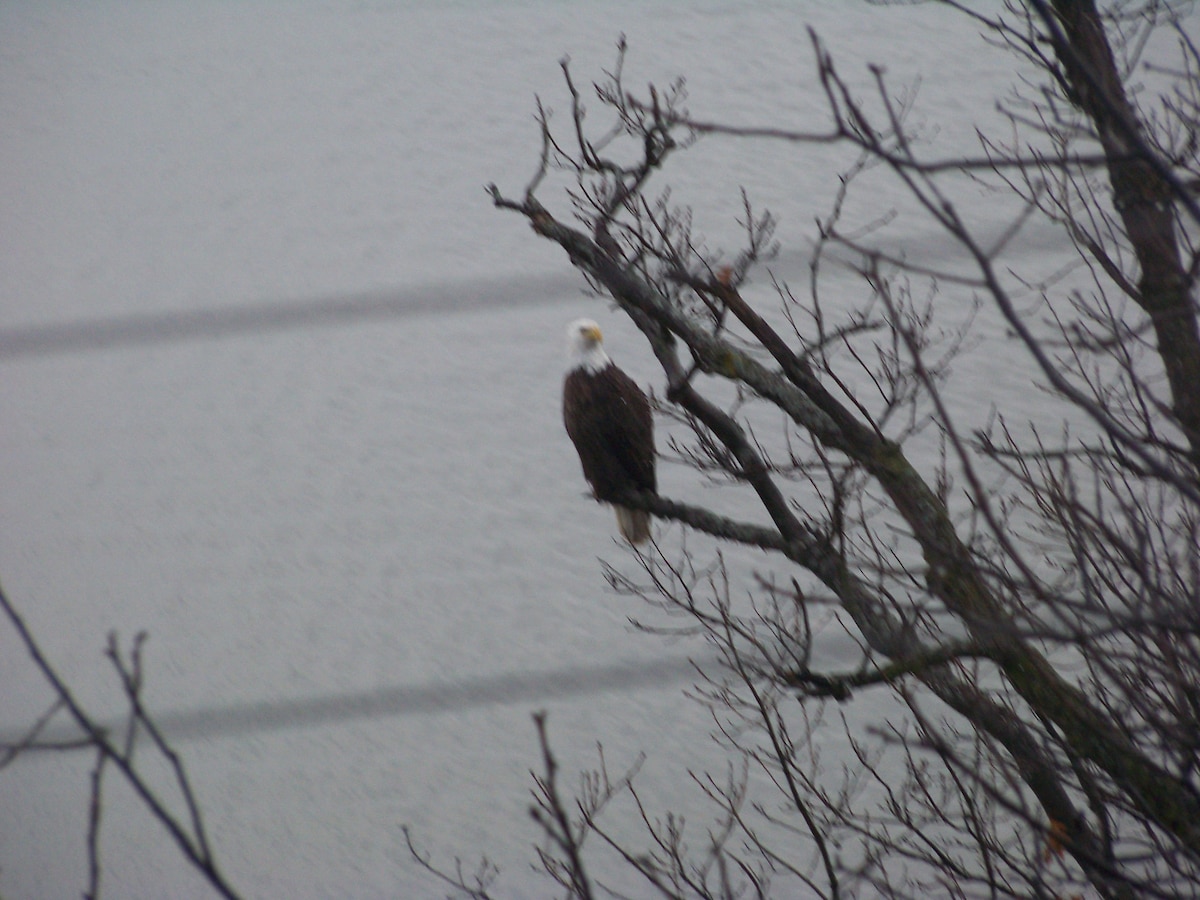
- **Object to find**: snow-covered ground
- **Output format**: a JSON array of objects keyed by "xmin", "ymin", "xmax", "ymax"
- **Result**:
[{"xmin": 0, "ymin": 2, "xmax": 1145, "ymax": 896}]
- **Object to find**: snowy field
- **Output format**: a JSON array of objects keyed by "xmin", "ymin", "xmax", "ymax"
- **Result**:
[{"xmin": 0, "ymin": 2, "xmax": 1157, "ymax": 897}]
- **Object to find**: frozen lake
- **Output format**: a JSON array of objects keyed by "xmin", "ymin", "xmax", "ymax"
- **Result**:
[{"xmin": 0, "ymin": 2, "xmax": 1146, "ymax": 896}]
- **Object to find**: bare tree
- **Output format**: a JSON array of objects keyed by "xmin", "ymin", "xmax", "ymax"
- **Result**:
[
  {"xmin": 468, "ymin": 1, "xmax": 1200, "ymax": 896},
  {"xmin": 0, "ymin": 583, "xmax": 242, "ymax": 900}
]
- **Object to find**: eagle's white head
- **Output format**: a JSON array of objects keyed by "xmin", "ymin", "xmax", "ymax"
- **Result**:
[{"xmin": 566, "ymin": 318, "xmax": 612, "ymax": 374}]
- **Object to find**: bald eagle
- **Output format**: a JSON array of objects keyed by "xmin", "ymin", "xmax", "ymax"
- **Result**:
[{"xmin": 563, "ymin": 319, "xmax": 656, "ymax": 544}]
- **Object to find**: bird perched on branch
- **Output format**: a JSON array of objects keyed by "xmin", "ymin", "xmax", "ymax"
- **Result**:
[{"xmin": 562, "ymin": 319, "xmax": 656, "ymax": 544}]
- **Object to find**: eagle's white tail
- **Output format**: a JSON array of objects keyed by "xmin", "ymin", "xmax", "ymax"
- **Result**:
[{"xmin": 615, "ymin": 506, "xmax": 651, "ymax": 545}]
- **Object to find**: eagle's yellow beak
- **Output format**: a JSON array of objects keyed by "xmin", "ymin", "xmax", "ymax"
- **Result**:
[{"xmin": 584, "ymin": 324, "xmax": 603, "ymax": 343}]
